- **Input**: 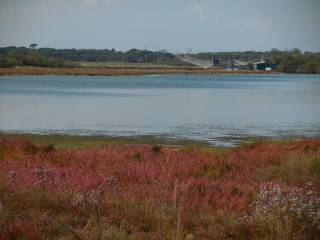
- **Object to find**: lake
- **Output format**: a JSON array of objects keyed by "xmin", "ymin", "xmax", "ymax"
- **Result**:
[{"xmin": 0, "ymin": 74, "xmax": 320, "ymax": 146}]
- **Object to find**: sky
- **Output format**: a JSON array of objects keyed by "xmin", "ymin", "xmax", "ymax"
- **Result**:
[{"xmin": 0, "ymin": 0, "xmax": 319, "ymax": 53}]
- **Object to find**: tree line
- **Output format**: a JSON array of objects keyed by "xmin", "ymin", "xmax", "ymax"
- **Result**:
[
  {"xmin": 0, "ymin": 46, "xmax": 320, "ymax": 73},
  {"xmin": 37, "ymin": 48, "xmax": 183, "ymax": 65},
  {"xmin": 191, "ymin": 48, "xmax": 320, "ymax": 73},
  {"xmin": 0, "ymin": 47, "xmax": 75, "ymax": 68},
  {"xmin": 0, "ymin": 47, "xmax": 184, "ymax": 67}
]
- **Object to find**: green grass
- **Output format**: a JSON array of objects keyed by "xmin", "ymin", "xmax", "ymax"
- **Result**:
[
  {"xmin": 0, "ymin": 133, "xmax": 301, "ymax": 153},
  {"xmin": 1, "ymin": 133, "xmax": 310, "ymax": 159},
  {"xmin": 0, "ymin": 133, "xmax": 226, "ymax": 153}
]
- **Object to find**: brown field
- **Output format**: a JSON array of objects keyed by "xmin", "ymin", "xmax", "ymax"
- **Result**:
[{"xmin": 0, "ymin": 66, "xmax": 275, "ymax": 76}]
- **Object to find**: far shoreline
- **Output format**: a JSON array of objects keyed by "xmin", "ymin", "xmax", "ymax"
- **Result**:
[{"xmin": 0, "ymin": 66, "xmax": 277, "ymax": 77}]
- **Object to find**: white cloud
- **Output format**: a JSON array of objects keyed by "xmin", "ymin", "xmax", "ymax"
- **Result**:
[{"xmin": 188, "ymin": 2, "xmax": 207, "ymax": 20}]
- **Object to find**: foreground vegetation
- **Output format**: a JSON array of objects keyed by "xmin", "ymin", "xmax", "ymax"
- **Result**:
[{"xmin": 0, "ymin": 135, "xmax": 319, "ymax": 239}]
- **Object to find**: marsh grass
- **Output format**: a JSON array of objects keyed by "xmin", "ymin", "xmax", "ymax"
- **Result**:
[
  {"xmin": 0, "ymin": 133, "xmax": 221, "ymax": 151},
  {"xmin": 0, "ymin": 135, "xmax": 319, "ymax": 239}
]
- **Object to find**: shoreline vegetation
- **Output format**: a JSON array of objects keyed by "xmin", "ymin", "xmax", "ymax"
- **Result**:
[
  {"xmin": 0, "ymin": 133, "xmax": 319, "ymax": 239},
  {"xmin": 1, "ymin": 46, "xmax": 320, "ymax": 76},
  {"xmin": 0, "ymin": 66, "xmax": 275, "ymax": 76},
  {"xmin": 0, "ymin": 133, "xmax": 223, "ymax": 151}
]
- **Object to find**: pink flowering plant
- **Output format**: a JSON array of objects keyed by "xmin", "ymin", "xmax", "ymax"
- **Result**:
[{"xmin": 0, "ymin": 136, "xmax": 319, "ymax": 239}]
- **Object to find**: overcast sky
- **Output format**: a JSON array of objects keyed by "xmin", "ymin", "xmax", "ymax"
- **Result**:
[{"xmin": 0, "ymin": 0, "xmax": 319, "ymax": 53}]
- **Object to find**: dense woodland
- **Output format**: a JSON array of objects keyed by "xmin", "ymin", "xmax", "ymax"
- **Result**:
[{"xmin": 1, "ymin": 46, "xmax": 320, "ymax": 73}]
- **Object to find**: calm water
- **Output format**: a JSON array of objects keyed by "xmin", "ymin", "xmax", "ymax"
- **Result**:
[{"xmin": 1, "ymin": 74, "xmax": 320, "ymax": 146}]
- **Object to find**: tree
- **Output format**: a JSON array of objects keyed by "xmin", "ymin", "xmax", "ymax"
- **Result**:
[
  {"xmin": 29, "ymin": 43, "xmax": 37, "ymax": 49},
  {"xmin": 276, "ymin": 55, "xmax": 300, "ymax": 73}
]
